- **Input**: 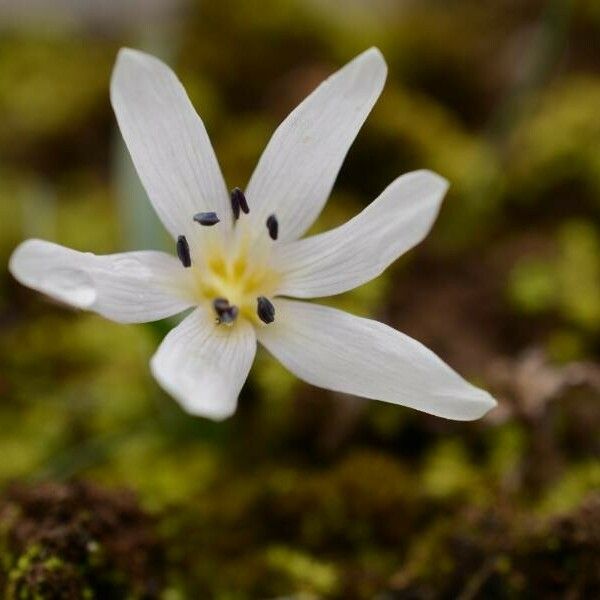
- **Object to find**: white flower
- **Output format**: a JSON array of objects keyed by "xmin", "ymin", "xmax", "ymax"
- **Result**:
[{"xmin": 9, "ymin": 47, "xmax": 497, "ymax": 422}]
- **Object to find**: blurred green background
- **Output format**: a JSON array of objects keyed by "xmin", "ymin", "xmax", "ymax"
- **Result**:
[{"xmin": 0, "ymin": 0, "xmax": 599, "ymax": 598}]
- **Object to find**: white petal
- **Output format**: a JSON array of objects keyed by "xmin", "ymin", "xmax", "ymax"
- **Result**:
[
  {"xmin": 258, "ymin": 300, "xmax": 496, "ymax": 421},
  {"xmin": 150, "ymin": 307, "xmax": 256, "ymax": 420},
  {"xmin": 110, "ymin": 48, "xmax": 230, "ymax": 240},
  {"xmin": 244, "ymin": 47, "xmax": 387, "ymax": 242},
  {"xmin": 9, "ymin": 239, "xmax": 192, "ymax": 323},
  {"xmin": 274, "ymin": 170, "xmax": 448, "ymax": 298}
]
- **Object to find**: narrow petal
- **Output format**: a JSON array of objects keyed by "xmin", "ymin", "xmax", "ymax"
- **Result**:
[
  {"xmin": 245, "ymin": 48, "xmax": 387, "ymax": 241},
  {"xmin": 274, "ymin": 170, "xmax": 448, "ymax": 298},
  {"xmin": 9, "ymin": 239, "xmax": 193, "ymax": 323},
  {"xmin": 110, "ymin": 48, "xmax": 230, "ymax": 240},
  {"xmin": 150, "ymin": 308, "xmax": 256, "ymax": 420},
  {"xmin": 257, "ymin": 300, "xmax": 496, "ymax": 421}
]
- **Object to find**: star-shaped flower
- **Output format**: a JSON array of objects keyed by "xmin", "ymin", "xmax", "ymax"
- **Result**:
[{"xmin": 9, "ymin": 47, "xmax": 496, "ymax": 421}]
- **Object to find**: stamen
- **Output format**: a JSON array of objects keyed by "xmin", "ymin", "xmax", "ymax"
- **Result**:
[
  {"xmin": 176, "ymin": 235, "xmax": 191, "ymax": 267},
  {"xmin": 220, "ymin": 305, "xmax": 239, "ymax": 324},
  {"xmin": 266, "ymin": 214, "xmax": 278, "ymax": 240},
  {"xmin": 231, "ymin": 187, "xmax": 249, "ymax": 216},
  {"xmin": 213, "ymin": 297, "xmax": 230, "ymax": 312},
  {"xmin": 193, "ymin": 211, "xmax": 220, "ymax": 226},
  {"xmin": 257, "ymin": 296, "xmax": 275, "ymax": 324},
  {"xmin": 213, "ymin": 297, "xmax": 239, "ymax": 325}
]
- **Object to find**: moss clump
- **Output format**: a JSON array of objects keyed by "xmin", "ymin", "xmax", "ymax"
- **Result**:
[
  {"xmin": 392, "ymin": 493, "xmax": 600, "ymax": 598},
  {"xmin": 6, "ymin": 545, "xmax": 88, "ymax": 600},
  {"xmin": 161, "ymin": 450, "xmax": 417, "ymax": 597},
  {"xmin": 0, "ymin": 480, "xmax": 165, "ymax": 599}
]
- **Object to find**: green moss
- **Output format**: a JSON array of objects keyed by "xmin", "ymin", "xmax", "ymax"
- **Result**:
[
  {"xmin": 556, "ymin": 221, "xmax": 600, "ymax": 331},
  {"xmin": 508, "ymin": 76, "xmax": 600, "ymax": 202},
  {"xmin": 5, "ymin": 545, "xmax": 85, "ymax": 600},
  {"xmin": 507, "ymin": 220, "xmax": 600, "ymax": 332},
  {"xmin": 487, "ymin": 424, "xmax": 527, "ymax": 481},
  {"xmin": 546, "ymin": 329, "xmax": 587, "ymax": 362},
  {"xmin": 0, "ymin": 34, "xmax": 113, "ymax": 149},
  {"xmin": 508, "ymin": 258, "xmax": 558, "ymax": 314},
  {"xmin": 421, "ymin": 439, "xmax": 483, "ymax": 502},
  {"xmin": 252, "ymin": 347, "xmax": 299, "ymax": 421},
  {"xmin": 1, "ymin": 481, "xmax": 165, "ymax": 598},
  {"xmin": 94, "ymin": 432, "xmax": 219, "ymax": 511},
  {"xmin": 265, "ymin": 545, "xmax": 339, "ymax": 595},
  {"xmin": 537, "ymin": 461, "xmax": 600, "ymax": 516}
]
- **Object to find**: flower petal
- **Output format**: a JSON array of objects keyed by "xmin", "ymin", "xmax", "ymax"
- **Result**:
[
  {"xmin": 9, "ymin": 239, "xmax": 193, "ymax": 323},
  {"xmin": 274, "ymin": 170, "xmax": 448, "ymax": 298},
  {"xmin": 257, "ymin": 300, "xmax": 496, "ymax": 421},
  {"xmin": 150, "ymin": 308, "xmax": 256, "ymax": 420},
  {"xmin": 110, "ymin": 48, "xmax": 230, "ymax": 240},
  {"xmin": 245, "ymin": 47, "xmax": 387, "ymax": 241}
]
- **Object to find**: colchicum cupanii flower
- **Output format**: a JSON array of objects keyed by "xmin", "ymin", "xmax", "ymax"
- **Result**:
[{"xmin": 9, "ymin": 48, "xmax": 497, "ymax": 421}]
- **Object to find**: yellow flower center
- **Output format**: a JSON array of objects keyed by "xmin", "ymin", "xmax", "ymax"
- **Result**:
[{"xmin": 190, "ymin": 229, "xmax": 280, "ymax": 326}]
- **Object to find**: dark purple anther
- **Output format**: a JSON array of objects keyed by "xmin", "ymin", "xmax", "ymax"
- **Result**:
[
  {"xmin": 257, "ymin": 296, "xmax": 275, "ymax": 324},
  {"xmin": 231, "ymin": 187, "xmax": 249, "ymax": 217},
  {"xmin": 266, "ymin": 214, "xmax": 278, "ymax": 240},
  {"xmin": 230, "ymin": 189, "xmax": 240, "ymax": 220},
  {"xmin": 193, "ymin": 211, "xmax": 220, "ymax": 226},
  {"xmin": 213, "ymin": 297, "xmax": 239, "ymax": 324},
  {"xmin": 176, "ymin": 235, "xmax": 191, "ymax": 267}
]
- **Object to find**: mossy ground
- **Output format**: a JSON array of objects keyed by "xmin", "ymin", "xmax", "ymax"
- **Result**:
[{"xmin": 0, "ymin": 481, "xmax": 163, "ymax": 599}]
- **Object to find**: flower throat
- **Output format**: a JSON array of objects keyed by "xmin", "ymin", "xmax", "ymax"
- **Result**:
[{"xmin": 175, "ymin": 188, "xmax": 279, "ymax": 326}]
